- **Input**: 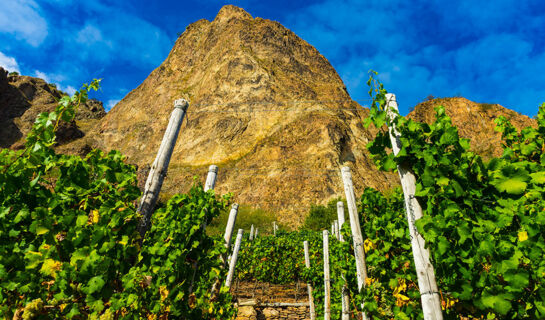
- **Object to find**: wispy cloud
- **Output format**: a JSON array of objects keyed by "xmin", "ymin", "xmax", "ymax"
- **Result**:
[
  {"xmin": 33, "ymin": 70, "xmax": 76, "ymax": 95},
  {"xmin": 285, "ymin": 0, "xmax": 545, "ymax": 115},
  {"xmin": 2, "ymin": 0, "xmax": 543, "ymax": 117},
  {"xmin": 0, "ymin": 52, "xmax": 20, "ymax": 73},
  {"xmin": 0, "ymin": 0, "xmax": 48, "ymax": 47},
  {"xmin": 106, "ymin": 99, "xmax": 120, "ymax": 111}
]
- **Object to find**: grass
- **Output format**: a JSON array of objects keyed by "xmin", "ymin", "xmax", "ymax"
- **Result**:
[{"xmin": 207, "ymin": 204, "xmax": 282, "ymax": 236}]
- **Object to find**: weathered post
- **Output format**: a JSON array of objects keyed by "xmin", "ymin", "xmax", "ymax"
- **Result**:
[
  {"xmin": 337, "ymin": 201, "xmax": 345, "ymax": 242},
  {"xmin": 137, "ymin": 99, "xmax": 189, "ymax": 238},
  {"xmin": 334, "ymin": 220, "xmax": 340, "ymax": 240},
  {"xmin": 204, "ymin": 165, "xmax": 218, "ymax": 191},
  {"xmin": 225, "ymin": 229, "xmax": 244, "ymax": 288},
  {"xmin": 255, "ymin": 228, "xmax": 258, "ymax": 238},
  {"xmin": 337, "ymin": 201, "xmax": 350, "ymax": 320},
  {"xmin": 304, "ymin": 241, "xmax": 316, "ymax": 320},
  {"xmin": 211, "ymin": 203, "xmax": 239, "ymax": 298},
  {"xmin": 385, "ymin": 93, "xmax": 443, "ymax": 320},
  {"xmin": 323, "ymin": 230, "xmax": 331, "ymax": 320},
  {"xmin": 190, "ymin": 165, "xmax": 218, "ymax": 293},
  {"xmin": 341, "ymin": 166, "xmax": 368, "ymax": 320},
  {"xmin": 273, "ymin": 221, "xmax": 277, "ymax": 236},
  {"xmin": 250, "ymin": 224, "xmax": 255, "ymax": 241},
  {"xmin": 224, "ymin": 204, "xmax": 239, "ymax": 251}
]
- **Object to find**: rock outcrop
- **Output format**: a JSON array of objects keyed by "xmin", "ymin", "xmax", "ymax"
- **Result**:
[
  {"xmin": 0, "ymin": 67, "xmax": 105, "ymax": 150},
  {"xmin": 409, "ymin": 97, "xmax": 536, "ymax": 159}
]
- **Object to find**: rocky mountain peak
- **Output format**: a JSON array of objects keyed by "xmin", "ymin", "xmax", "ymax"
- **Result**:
[
  {"xmin": 86, "ymin": 6, "xmax": 396, "ymax": 226},
  {"xmin": 214, "ymin": 5, "xmax": 253, "ymax": 23}
]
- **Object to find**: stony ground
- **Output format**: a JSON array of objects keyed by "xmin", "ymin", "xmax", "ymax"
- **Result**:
[{"xmin": 232, "ymin": 281, "xmax": 311, "ymax": 320}]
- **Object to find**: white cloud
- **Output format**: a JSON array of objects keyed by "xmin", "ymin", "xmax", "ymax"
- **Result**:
[
  {"xmin": 58, "ymin": 85, "xmax": 76, "ymax": 96},
  {"xmin": 76, "ymin": 24, "xmax": 105, "ymax": 44},
  {"xmin": 34, "ymin": 70, "xmax": 50, "ymax": 82},
  {"xmin": 106, "ymin": 99, "xmax": 120, "ymax": 111},
  {"xmin": 33, "ymin": 69, "xmax": 76, "ymax": 95},
  {"xmin": 0, "ymin": 52, "xmax": 20, "ymax": 73},
  {"xmin": 0, "ymin": 0, "xmax": 48, "ymax": 47}
]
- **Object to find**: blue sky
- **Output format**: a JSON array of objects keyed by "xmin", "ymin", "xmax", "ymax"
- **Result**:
[{"xmin": 1, "ymin": 0, "xmax": 544, "ymax": 116}]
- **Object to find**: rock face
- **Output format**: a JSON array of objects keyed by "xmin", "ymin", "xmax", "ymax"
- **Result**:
[
  {"xmin": 0, "ymin": 67, "xmax": 106, "ymax": 150},
  {"xmin": 409, "ymin": 97, "xmax": 536, "ymax": 159},
  {"xmin": 89, "ymin": 5, "xmax": 397, "ymax": 226}
]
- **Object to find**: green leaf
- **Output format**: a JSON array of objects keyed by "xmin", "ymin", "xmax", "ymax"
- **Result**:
[
  {"xmin": 36, "ymin": 225, "xmax": 49, "ymax": 235},
  {"xmin": 494, "ymin": 178, "xmax": 527, "ymax": 195},
  {"xmin": 76, "ymin": 214, "xmax": 88, "ymax": 226},
  {"xmin": 530, "ymin": 171, "xmax": 545, "ymax": 185},
  {"xmin": 86, "ymin": 276, "xmax": 105, "ymax": 294}
]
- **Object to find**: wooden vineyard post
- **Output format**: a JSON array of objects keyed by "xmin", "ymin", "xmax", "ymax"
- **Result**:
[
  {"xmin": 273, "ymin": 221, "xmax": 277, "ymax": 236},
  {"xmin": 337, "ymin": 201, "xmax": 350, "ymax": 320},
  {"xmin": 323, "ymin": 230, "xmax": 331, "ymax": 320},
  {"xmin": 189, "ymin": 165, "xmax": 218, "ymax": 293},
  {"xmin": 250, "ymin": 224, "xmax": 255, "ymax": 240},
  {"xmin": 211, "ymin": 203, "xmax": 239, "ymax": 298},
  {"xmin": 137, "ymin": 99, "xmax": 189, "ymax": 238},
  {"xmin": 341, "ymin": 166, "xmax": 368, "ymax": 320},
  {"xmin": 204, "ymin": 165, "xmax": 218, "ymax": 191},
  {"xmin": 255, "ymin": 228, "xmax": 258, "ymax": 237},
  {"xmin": 224, "ymin": 204, "xmax": 239, "ymax": 250},
  {"xmin": 304, "ymin": 241, "xmax": 316, "ymax": 320},
  {"xmin": 331, "ymin": 223, "xmax": 335, "ymax": 237},
  {"xmin": 385, "ymin": 93, "xmax": 443, "ymax": 320},
  {"xmin": 334, "ymin": 220, "xmax": 340, "ymax": 240},
  {"xmin": 225, "ymin": 229, "xmax": 244, "ymax": 288},
  {"xmin": 336, "ymin": 201, "xmax": 345, "ymax": 241}
]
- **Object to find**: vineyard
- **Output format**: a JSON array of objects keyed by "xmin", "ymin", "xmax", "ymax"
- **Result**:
[{"xmin": 1, "ymin": 73, "xmax": 545, "ymax": 319}]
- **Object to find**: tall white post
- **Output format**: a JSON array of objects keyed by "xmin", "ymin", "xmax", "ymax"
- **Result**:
[
  {"xmin": 224, "ymin": 204, "xmax": 239, "ymax": 250},
  {"xmin": 341, "ymin": 166, "xmax": 368, "ymax": 320},
  {"xmin": 137, "ymin": 99, "xmax": 189, "ymax": 237},
  {"xmin": 255, "ymin": 228, "xmax": 258, "ymax": 238},
  {"xmin": 323, "ymin": 230, "xmax": 331, "ymax": 320},
  {"xmin": 337, "ymin": 201, "xmax": 350, "ymax": 320},
  {"xmin": 304, "ymin": 241, "xmax": 316, "ymax": 320},
  {"xmin": 273, "ymin": 221, "xmax": 277, "ymax": 236},
  {"xmin": 204, "ymin": 165, "xmax": 218, "ymax": 191},
  {"xmin": 337, "ymin": 201, "xmax": 345, "ymax": 242},
  {"xmin": 190, "ymin": 165, "xmax": 218, "ymax": 292},
  {"xmin": 385, "ymin": 93, "xmax": 443, "ymax": 320},
  {"xmin": 225, "ymin": 229, "xmax": 244, "ymax": 288},
  {"xmin": 250, "ymin": 224, "xmax": 255, "ymax": 240},
  {"xmin": 334, "ymin": 220, "xmax": 339, "ymax": 240}
]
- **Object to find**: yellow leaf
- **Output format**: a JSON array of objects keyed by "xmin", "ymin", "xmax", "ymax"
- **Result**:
[
  {"xmin": 393, "ymin": 279, "xmax": 407, "ymax": 295},
  {"xmin": 40, "ymin": 259, "xmax": 62, "ymax": 278},
  {"xmin": 159, "ymin": 286, "xmax": 169, "ymax": 301},
  {"xmin": 91, "ymin": 210, "xmax": 100, "ymax": 224},
  {"xmin": 364, "ymin": 239, "xmax": 376, "ymax": 253},
  {"xmin": 365, "ymin": 277, "xmax": 377, "ymax": 286},
  {"xmin": 394, "ymin": 293, "xmax": 410, "ymax": 307},
  {"xmin": 518, "ymin": 231, "xmax": 528, "ymax": 242}
]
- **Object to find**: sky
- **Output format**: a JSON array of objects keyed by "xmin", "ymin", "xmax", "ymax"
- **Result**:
[{"xmin": 1, "ymin": 0, "xmax": 544, "ymax": 116}]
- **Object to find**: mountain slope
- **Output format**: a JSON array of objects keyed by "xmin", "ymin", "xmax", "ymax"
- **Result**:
[
  {"xmin": 87, "ymin": 5, "xmax": 397, "ymax": 226},
  {"xmin": 0, "ymin": 67, "xmax": 105, "ymax": 151},
  {"xmin": 409, "ymin": 97, "xmax": 536, "ymax": 159}
]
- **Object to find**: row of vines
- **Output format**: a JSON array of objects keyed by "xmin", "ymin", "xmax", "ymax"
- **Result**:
[
  {"xmin": 0, "ymin": 81, "xmax": 235, "ymax": 319},
  {"xmin": 234, "ymin": 74, "xmax": 545, "ymax": 319}
]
